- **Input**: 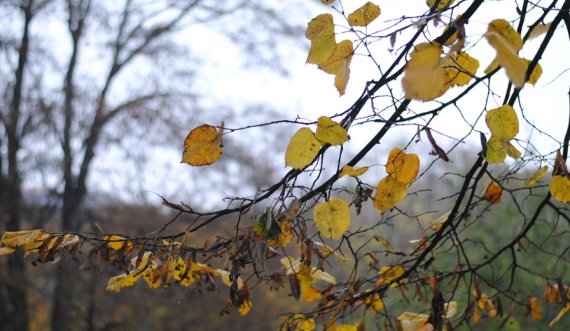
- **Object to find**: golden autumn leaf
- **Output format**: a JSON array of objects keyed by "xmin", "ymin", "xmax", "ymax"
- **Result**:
[
  {"xmin": 347, "ymin": 2, "xmax": 381, "ymax": 27},
  {"xmin": 313, "ymin": 241, "xmax": 348, "ymax": 261},
  {"xmin": 426, "ymin": 0, "xmax": 456, "ymax": 11},
  {"xmin": 373, "ymin": 175, "xmax": 408, "ymax": 212},
  {"xmin": 301, "ymin": 284, "xmax": 322, "ymax": 303},
  {"xmin": 267, "ymin": 220, "xmax": 294, "ymax": 247},
  {"xmin": 0, "ymin": 230, "xmax": 45, "ymax": 249},
  {"xmin": 106, "ymin": 251, "xmax": 153, "ymax": 292},
  {"xmin": 486, "ymin": 105, "xmax": 519, "ymax": 141},
  {"xmin": 550, "ymin": 175, "xmax": 570, "ymax": 203},
  {"xmin": 525, "ymin": 166, "xmax": 548, "ymax": 186},
  {"xmin": 364, "ymin": 291, "xmax": 385, "ymax": 312},
  {"xmin": 522, "ymin": 58, "xmax": 542, "ymax": 85},
  {"xmin": 431, "ymin": 211, "xmax": 451, "ymax": 231},
  {"xmin": 402, "ymin": 43, "xmax": 449, "ymax": 101},
  {"xmin": 321, "ymin": 0, "xmax": 335, "ymax": 4},
  {"xmin": 285, "ymin": 128, "xmax": 322, "ymax": 169},
  {"xmin": 181, "ymin": 124, "xmax": 223, "ymax": 166},
  {"xmin": 482, "ymin": 182, "xmax": 503, "ymax": 204},
  {"xmin": 549, "ymin": 303, "xmax": 570, "ymax": 327},
  {"xmin": 528, "ymin": 297, "xmax": 542, "ymax": 320},
  {"xmin": 306, "ymin": 14, "xmax": 336, "ymax": 65},
  {"xmin": 339, "ymin": 165, "xmax": 369, "ymax": 178},
  {"xmin": 103, "ymin": 234, "xmax": 132, "ymax": 251},
  {"xmin": 319, "ymin": 39, "xmax": 353, "ymax": 95},
  {"xmin": 238, "ymin": 300, "xmax": 253, "ymax": 316},
  {"xmin": 443, "ymin": 51, "xmax": 479, "ymax": 87},
  {"xmin": 485, "ymin": 19, "xmax": 526, "ymax": 87},
  {"xmin": 376, "ymin": 265, "xmax": 406, "ymax": 287},
  {"xmin": 217, "ymin": 269, "xmax": 245, "ymax": 289},
  {"xmin": 0, "ymin": 247, "xmax": 16, "ymax": 256},
  {"xmin": 280, "ymin": 257, "xmax": 336, "ymax": 284},
  {"xmin": 315, "ymin": 116, "xmax": 348, "ymax": 146},
  {"xmin": 298, "ymin": 317, "xmax": 316, "ymax": 331},
  {"xmin": 396, "ymin": 312, "xmax": 432, "ymax": 331},
  {"xmin": 386, "ymin": 147, "xmax": 420, "ymax": 184},
  {"xmin": 313, "ymin": 198, "xmax": 350, "ymax": 240}
]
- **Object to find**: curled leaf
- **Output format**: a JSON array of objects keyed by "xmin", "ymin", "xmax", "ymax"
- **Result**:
[
  {"xmin": 181, "ymin": 124, "xmax": 223, "ymax": 166},
  {"xmin": 339, "ymin": 165, "xmax": 369, "ymax": 178}
]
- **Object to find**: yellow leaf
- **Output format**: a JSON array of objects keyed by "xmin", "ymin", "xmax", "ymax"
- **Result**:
[
  {"xmin": 549, "ymin": 303, "xmax": 570, "ymax": 327},
  {"xmin": 301, "ymin": 284, "xmax": 322, "ymax": 303},
  {"xmin": 321, "ymin": 0, "xmax": 335, "ymax": 4},
  {"xmin": 482, "ymin": 182, "xmax": 503, "ymax": 204},
  {"xmin": 316, "ymin": 116, "xmax": 348, "ymax": 146},
  {"xmin": 485, "ymin": 19, "xmax": 526, "ymax": 87},
  {"xmin": 347, "ymin": 2, "xmax": 381, "ymax": 27},
  {"xmin": 313, "ymin": 198, "xmax": 350, "ymax": 240},
  {"xmin": 280, "ymin": 257, "xmax": 336, "ymax": 284},
  {"xmin": 484, "ymin": 57, "xmax": 501, "ymax": 75},
  {"xmin": 377, "ymin": 265, "xmax": 406, "ymax": 287},
  {"xmin": 336, "ymin": 325, "xmax": 358, "ymax": 331},
  {"xmin": 103, "ymin": 235, "xmax": 132, "ymax": 251},
  {"xmin": 339, "ymin": 165, "xmax": 369, "ymax": 178},
  {"xmin": 550, "ymin": 175, "xmax": 570, "ymax": 203},
  {"xmin": 444, "ymin": 51, "xmax": 479, "ymax": 87},
  {"xmin": 0, "ymin": 247, "xmax": 16, "ymax": 256},
  {"xmin": 313, "ymin": 241, "xmax": 348, "ymax": 261},
  {"xmin": 486, "ymin": 105, "xmax": 519, "ymax": 141},
  {"xmin": 320, "ymin": 40, "xmax": 353, "ymax": 96},
  {"xmin": 373, "ymin": 175, "xmax": 408, "ymax": 212},
  {"xmin": 426, "ymin": 0, "xmax": 456, "ymax": 11},
  {"xmin": 216, "ymin": 269, "xmax": 245, "ymax": 289},
  {"xmin": 364, "ymin": 291, "xmax": 385, "ymax": 312},
  {"xmin": 386, "ymin": 147, "xmax": 420, "ymax": 184},
  {"xmin": 106, "ymin": 252, "xmax": 153, "ymax": 292},
  {"xmin": 528, "ymin": 297, "xmax": 542, "ymax": 320},
  {"xmin": 306, "ymin": 14, "xmax": 336, "ymax": 65},
  {"xmin": 373, "ymin": 235, "xmax": 394, "ymax": 251},
  {"xmin": 181, "ymin": 124, "xmax": 223, "ymax": 166},
  {"xmin": 525, "ymin": 166, "xmax": 548, "ymax": 186},
  {"xmin": 298, "ymin": 318, "xmax": 316, "ymax": 331},
  {"xmin": 505, "ymin": 141, "xmax": 521, "ymax": 159},
  {"xmin": 0, "ymin": 230, "xmax": 45, "ymax": 248},
  {"xmin": 285, "ymin": 128, "xmax": 322, "ymax": 169},
  {"xmin": 522, "ymin": 58, "xmax": 542, "ymax": 85},
  {"xmin": 397, "ymin": 312, "xmax": 432, "ymax": 331},
  {"xmin": 402, "ymin": 43, "xmax": 449, "ymax": 101},
  {"xmin": 238, "ymin": 300, "xmax": 253, "ymax": 316},
  {"xmin": 267, "ymin": 220, "xmax": 294, "ymax": 247}
]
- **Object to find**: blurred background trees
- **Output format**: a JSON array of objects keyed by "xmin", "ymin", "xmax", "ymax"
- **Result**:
[{"xmin": 0, "ymin": 0, "xmax": 307, "ymax": 330}]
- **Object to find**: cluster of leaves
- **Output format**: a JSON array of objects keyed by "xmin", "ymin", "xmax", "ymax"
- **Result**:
[{"xmin": 2, "ymin": 0, "xmax": 570, "ymax": 330}]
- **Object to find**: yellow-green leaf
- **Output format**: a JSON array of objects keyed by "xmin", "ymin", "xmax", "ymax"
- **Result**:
[
  {"xmin": 313, "ymin": 198, "xmax": 350, "ymax": 240},
  {"xmin": 525, "ymin": 166, "xmax": 548, "ymax": 186},
  {"xmin": 386, "ymin": 147, "xmax": 420, "ymax": 185},
  {"xmin": 316, "ymin": 116, "xmax": 348, "ymax": 145},
  {"xmin": 373, "ymin": 175, "xmax": 408, "ymax": 212},
  {"xmin": 486, "ymin": 105, "xmax": 519, "ymax": 141},
  {"xmin": 550, "ymin": 175, "xmax": 570, "ymax": 203},
  {"xmin": 347, "ymin": 2, "xmax": 381, "ymax": 27},
  {"xmin": 181, "ymin": 124, "xmax": 223, "ymax": 166},
  {"xmin": 285, "ymin": 128, "xmax": 322, "ymax": 169},
  {"xmin": 485, "ymin": 136, "xmax": 508, "ymax": 163},
  {"xmin": 339, "ymin": 165, "xmax": 369, "ymax": 178},
  {"xmin": 306, "ymin": 14, "xmax": 336, "ymax": 65},
  {"xmin": 402, "ymin": 43, "xmax": 449, "ymax": 101},
  {"xmin": 377, "ymin": 265, "xmax": 406, "ymax": 287}
]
